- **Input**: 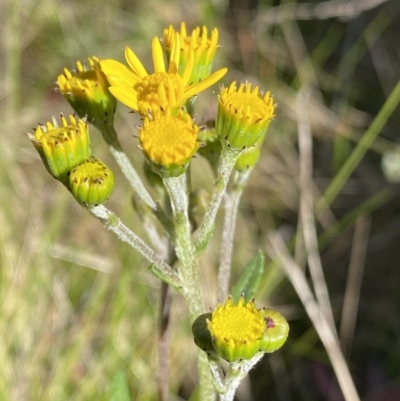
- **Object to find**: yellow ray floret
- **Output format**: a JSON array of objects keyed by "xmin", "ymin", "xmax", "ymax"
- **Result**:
[{"xmin": 100, "ymin": 35, "xmax": 227, "ymax": 115}]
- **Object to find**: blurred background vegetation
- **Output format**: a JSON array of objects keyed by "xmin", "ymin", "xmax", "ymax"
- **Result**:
[{"xmin": 1, "ymin": 0, "xmax": 400, "ymax": 400}]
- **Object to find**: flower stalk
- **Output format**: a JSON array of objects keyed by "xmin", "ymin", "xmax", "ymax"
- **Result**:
[
  {"xmin": 88, "ymin": 204, "xmax": 180, "ymax": 288},
  {"xmin": 195, "ymin": 146, "xmax": 241, "ymax": 252},
  {"xmin": 163, "ymin": 174, "xmax": 215, "ymax": 400},
  {"xmin": 100, "ymin": 124, "xmax": 174, "ymax": 235},
  {"xmin": 218, "ymin": 169, "xmax": 252, "ymax": 300}
]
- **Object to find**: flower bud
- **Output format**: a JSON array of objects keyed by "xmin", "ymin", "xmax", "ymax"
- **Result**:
[
  {"xmin": 164, "ymin": 23, "xmax": 220, "ymax": 84},
  {"xmin": 234, "ymin": 132, "xmax": 266, "ymax": 172},
  {"xmin": 194, "ymin": 296, "xmax": 289, "ymax": 362},
  {"xmin": 192, "ymin": 312, "xmax": 216, "ymax": 357},
  {"xmin": 57, "ymin": 57, "xmax": 116, "ymax": 131},
  {"xmin": 28, "ymin": 115, "xmax": 91, "ymax": 187},
  {"xmin": 259, "ymin": 309, "xmax": 290, "ymax": 353},
  {"xmin": 197, "ymin": 121, "xmax": 222, "ymax": 175},
  {"xmin": 69, "ymin": 157, "xmax": 114, "ymax": 206},
  {"xmin": 217, "ymin": 82, "xmax": 275, "ymax": 150}
]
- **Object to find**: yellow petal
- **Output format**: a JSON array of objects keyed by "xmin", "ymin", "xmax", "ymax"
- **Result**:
[
  {"xmin": 169, "ymin": 33, "xmax": 180, "ymax": 74},
  {"xmin": 184, "ymin": 68, "xmax": 228, "ymax": 100},
  {"xmin": 108, "ymin": 86, "xmax": 139, "ymax": 110},
  {"xmin": 181, "ymin": 48, "xmax": 195, "ymax": 86},
  {"xmin": 152, "ymin": 37, "xmax": 166, "ymax": 73},
  {"xmin": 100, "ymin": 59, "xmax": 141, "ymax": 87},
  {"xmin": 125, "ymin": 47, "xmax": 148, "ymax": 78}
]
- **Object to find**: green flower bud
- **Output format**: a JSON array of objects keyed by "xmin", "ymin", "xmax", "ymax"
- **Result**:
[
  {"xmin": 260, "ymin": 309, "xmax": 289, "ymax": 353},
  {"xmin": 28, "ymin": 115, "xmax": 91, "ymax": 187},
  {"xmin": 164, "ymin": 23, "xmax": 220, "ymax": 84},
  {"xmin": 217, "ymin": 82, "xmax": 275, "ymax": 150},
  {"xmin": 200, "ymin": 296, "xmax": 289, "ymax": 362},
  {"xmin": 197, "ymin": 121, "xmax": 222, "ymax": 175},
  {"xmin": 69, "ymin": 157, "xmax": 114, "ymax": 206},
  {"xmin": 192, "ymin": 312, "xmax": 216, "ymax": 357},
  {"xmin": 234, "ymin": 131, "xmax": 266, "ymax": 172},
  {"xmin": 57, "ymin": 56, "xmax": 116, "ymax": 132}
]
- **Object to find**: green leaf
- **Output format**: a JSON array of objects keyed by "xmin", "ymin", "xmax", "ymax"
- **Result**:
[
  {"xmin": 231, "ymin": 251, "xmax": 265, "ymax": 303},
  {"xmin": 109, "ymin": 370, "xmax": 130, "ymax": 401}
]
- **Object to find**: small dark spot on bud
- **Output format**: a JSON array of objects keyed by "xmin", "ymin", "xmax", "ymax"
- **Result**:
[{"xmin": 265, "ymin": 316, "xmax": 275, "ymax": 329}]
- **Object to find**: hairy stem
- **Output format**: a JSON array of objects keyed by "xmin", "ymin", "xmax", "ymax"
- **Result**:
[
  {"xmin": 220, "ymin": 354, "xmax": 264, "ymax": 401},
  {"xmin": 101, "ymin": 125, "xmax": 173, "ymax": 234},
  {"xmin": 163, "ymin": 175, "xmax": 215, "ymax": 400},
  {"xmin": 218, "ymin": 169, "xmax": 251, "ymax": 300},
  {"xmin": 87, "ymin": 205, "xmax": 181, "ymax": 288},
  {"xmin": 196, "ymin": 147, "xmax": 241, "ymax": 253}
]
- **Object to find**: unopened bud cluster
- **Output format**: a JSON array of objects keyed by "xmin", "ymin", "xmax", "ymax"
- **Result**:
[
  {"xmin": 28, "ymin": 115, "xmax": 114, "ymax": 206},
  {"xmin": 192, "ymin": 296, "xmax": 289, "ymax": 362}
]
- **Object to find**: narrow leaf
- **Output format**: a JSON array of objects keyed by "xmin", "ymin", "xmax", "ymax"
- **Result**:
[{"xmin": 231, "ymin": 251, "xmax": 265, "ymax": 303}]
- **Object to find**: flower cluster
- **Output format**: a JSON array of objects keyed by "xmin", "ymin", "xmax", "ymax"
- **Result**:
[
  {"xmin": 192, "ymin": 296, "xmax": 289, "ymax": 362},
  {"xmin": 49, "ymin": 22, "xmax": 276, "ymax": 181},
  {"xmin": 98, "ymin": 24, "xmax": 227, "ymax": 177},
  {"xmin": 28, "ymin": 115, "xmax": 114, "ymax": 206},
  {"xmin": 29, "ymin": 21, "xmax": 285, "ymax": 400}
]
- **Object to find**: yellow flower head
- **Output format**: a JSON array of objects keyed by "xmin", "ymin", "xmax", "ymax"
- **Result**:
[
  {"xmin": 217, "ymin": 81, "xmax": 275, "ymax": 150},
  {"xmin": 164, "ymin": 22, "xmax": 220, "ymax": 84},
  {"xmin": 207, "ymin": 296, "xmax": 266, "ymax": 361},
  {"xmin": 139, "ymin": 108, "xmax": 200, "ymax": 178},
  {"xmin": 197, "ymin": 296, "xmax": 289, "ymax": 362},
  {"xmin": 28, "ymin": 115, "xmax": 91, "ymax": 187},
  {"xmin": 100, "ymin": 35, "xmax": 227, "ymax": 116},
  {"xmin": 57, "ymin": 57, "xmax": 116, "ymax": 131}
]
